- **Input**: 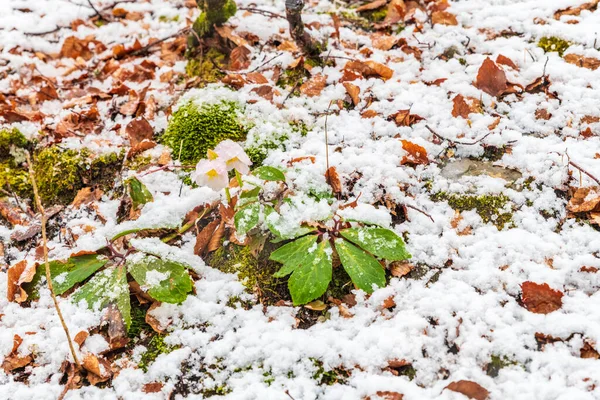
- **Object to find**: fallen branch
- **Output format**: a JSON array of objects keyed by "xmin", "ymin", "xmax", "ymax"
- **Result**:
[
  {"xmin": 129, "ymin": 27, "xmax": 191, "ymax": 57},
  {"xmin": 426, "ymin": 125, "xmax": 493, "ymax": 146},
  {"xmin": 239, "ymin": 6, "xmax": 286, "ymax": 19},
  {"xmin": 25, "ymin": 153, "xmax": 81, "ymax": 370},
  {"xmin": 569, "ymin": 160, "xmax": 600, "ymax": 186},
  {"xmin": 405, "ymin": 204, "xmax": 435, "ymax": 223}
]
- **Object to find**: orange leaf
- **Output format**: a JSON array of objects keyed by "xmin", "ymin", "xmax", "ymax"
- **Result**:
[
  {"xmin": 564, "ymin": 54, "xmax": 600, "ymax": 70},
  {"xmin": 325, "ymin": 166, "xmax": 343, "ymax": 194},
  {"xmin": 521, "ymin": 281, "xmax": 564, "ymax": 314},
  {"xmin": 300, "ymin": 74, "xmax": 327, "ymax": 97},
  {"xmin": 400, "ymin": 140, "xmax": 428, "ymax": 165},
  {"xmin": 567, "ymin": 187, "xmax": 600, "ymax": 212},
  {"xmin": 445, "ymin": 380, "xmax": 490, "ymax": 400},
  {"xmin": 393, "ymin": 109, "xmax": 424, "ymax": 126},
  {"xmin": 496, "ymin": 54, "xmax": 519, "ymax": 70},
  {"xmin": 451, "ymin": 94, "xmax": 482, "ymax": 118},
  {"xmin": 229, "ymin": 46, "xmax": 251, "ymax": 71},
  {"xmin": 554, "ymin": 0, "xmax": 599, "ymax": 19},
  {"xmin": 356, "ymin": 0, "xmax": 388, "ymax": 12},
  {"xmin": 194, "ymin": 219, "xmax": 221, "ymax": 257},
  {"xmin": 431, "ymin": 10, "xmax": 458, "ymax": 25},
  {"xmin": 474, "ymin": 57, "xmax": 508, "ymax": 97},
  {"xmin": 343, "ymin": 82, "xmax": 361, "ymax": 105}
]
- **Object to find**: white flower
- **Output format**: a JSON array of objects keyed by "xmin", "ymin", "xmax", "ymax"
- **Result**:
[
  {"xmin": 193, "ymin": 159, "xmax": 229, "ymax": 191},
  {"xmin": 213, "ymin": 140, "xmax": 252, "ymax": 175}
]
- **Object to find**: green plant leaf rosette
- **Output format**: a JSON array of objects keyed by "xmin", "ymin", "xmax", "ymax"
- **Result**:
[
  {"xmin": 334, "ymin": 238, "xmax": 386, "ymax": 293},
  {"xmin": 340, "ymin": 227, "xmax": 410, "ymax": 261},
  {"xmin": 128, "ymin": 255, "xmax": 193, "ymax": 304}
]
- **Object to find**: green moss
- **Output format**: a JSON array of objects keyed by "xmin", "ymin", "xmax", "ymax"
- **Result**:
[
  {"xmin": 486, "ymin": 355, "xmax": 519, "ymax": 378},
  {"xmin": 397, "ymin": 365, "xmax": 416, "ymax": 380},
  {"xmin": 0, "ymin": 128, "xmax": 28, "ymax": 159},
  {"xmin": 161, "ymin": 100, "xmax": 248, "ymax": 165},
  {"xmin": 0, "ymin": 162, "xmax": 32, "ymax": 198},
  {"xmin": 126, "ymin": 154, "xmax": 152, "ymax": 172},
  {"xmin": 189, "ymin": 0, "xmax": 237, "ymax": 45},
  {"xmin": 310, "ymin": 358, "xmax": 349, "ymax": 386},
  {"xmin": 207, "ymin": 243, "xmax": 284, "ymax": 303},
  {"xmin": 362, "ymin": 7, "xmax": 388, "ymax": 23},
  {"xmin": 290, "ymin": 121, "xmax": 309, "ymax": 137},
  {"xmin": 245, "ymin": 135, "xmax": 288, "ymax": 166},
  {"xmin": 139, "ymin": 334, "xmax": 176, "ymax": 372},
  {"xmin": 432, "ymin": 192, "xmax": 513, "ymax": 229},
  {"xmin": 538, "ymin": 36, "xmax": 570, "ymax": 57},
  {"xmin": 338, "ymin": 11, "xmax": 375, "ymax": 31},
  {"xmin": 128, "ymin": 304, "xmax": 150, "ymax": 339},
  {"xmin": 33, "ymin": 148, "xmax": 123, "ymax": 205},
  {"xmin": 185, "ymin": 48, "xmax": 226, "ymax": 82},
  {"xmin": 159, "ymin": 15, "xmax": 180, "ymax": 22}
]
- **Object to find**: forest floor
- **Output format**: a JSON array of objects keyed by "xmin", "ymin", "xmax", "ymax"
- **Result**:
[{"xmin": 1, "ymin": 0, "xmax": 600, "ymax": 399}]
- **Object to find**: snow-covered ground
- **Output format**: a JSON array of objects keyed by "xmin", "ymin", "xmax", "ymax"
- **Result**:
[{"xmin": 1, "ymin": 0, "xmax": 600, "ymax": 399}]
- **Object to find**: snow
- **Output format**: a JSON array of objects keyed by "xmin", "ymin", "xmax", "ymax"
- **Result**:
[{"xmin": 2, "ymin": 0, "xmax": 600, "ymax": 399}]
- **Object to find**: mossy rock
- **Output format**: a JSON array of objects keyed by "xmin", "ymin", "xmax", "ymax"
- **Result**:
[
  {"xmin": 538, "ymin": 36, "xmax": 570, "ymax": 57},
  {"xmin": 185, "ymin": 48, "xmax": 226, "ymax": 83},
  {"xmin": 432, "ymin": 191, "xmax": 514, "ymax": 229},
  {"xmin": 0, "ymin": 128, "xmax": 29, "ymax": 160},
  {"xmin": 161, "ymin": 100, "xmax": 248, "ymax": 165}
]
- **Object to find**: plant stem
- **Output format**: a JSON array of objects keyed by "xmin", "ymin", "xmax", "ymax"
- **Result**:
[
  {"xmin": 225, "ymin": 187, "xmax": 232, "ymax": 205},
  {"xmin": 25, "ymin": 153, "xmax": 81, "ymax": 370}
]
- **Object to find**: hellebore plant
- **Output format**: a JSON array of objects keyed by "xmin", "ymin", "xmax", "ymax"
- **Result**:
[{"xmin": 191, "ymin": 142, "xmax": 411, "ymax": 305}]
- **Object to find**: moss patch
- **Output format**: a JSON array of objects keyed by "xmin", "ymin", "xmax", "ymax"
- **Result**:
[
  {"xmin": 185, "ymin": 48, "xmax": 226, "ymax": 83},
  {"xmin": 139, "ymin": 334, "xmax": 176, "ymax": 372},
  {"xmin": 161, "ymin": 100, "xmax": 248, "ymax": 165},
  {"xmin": 538, "ymin": 36, "xmax": 570, "ymax": 57},
  {"xmin": 310, "ymin": 358, "xmax": 350, "ymax": 386},
  {"xmin": 432, "ymin": 192, "xmax": 514, "ymax": 229},
  {"xmin": 486, "ymin": 355, "xmax": 519, "ymax": 377}
]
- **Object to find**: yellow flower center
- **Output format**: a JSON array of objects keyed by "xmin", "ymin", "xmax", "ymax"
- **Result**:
[
  {"xmin": 206, "ymin": 169, "xmax": 219, "ymax": 178},
  {"xmin": 207, "ymin": 149, "xmax": 219, "ymax": 160},
  {"xmin": 226, "ymin": 156, "xmax": 240, "ymax": 166}
]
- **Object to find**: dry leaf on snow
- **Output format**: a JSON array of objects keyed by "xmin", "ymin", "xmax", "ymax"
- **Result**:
[
  {"xmin": 400, "ymin": 140, "xmax": 429, "ymax": 165},
  {"xmin": 445, "ymin": 380, "xmax": 490, "ymax": 400},
  {"xmin": 567, "ymin": 187, "xmax": 600, "ymax": 212},
  {"xmin": 496, "ymin": 54, "xmax": 519, "ymax": 70},
  {"xmin": 475, "ymin": 57, "xmax": 508, "ymax": 97},
  {"xmin": 356, "ymin": 0, "xmax": 388, "ymax": 13},
  {"xmin": 300, "ymin": 74, "xmax": 327, "ymax": 97},
  {"xmin": 325, "ymin": 166, "xmax": 343, "ymax": 194},
  {"xmin": 451, "ymin": 94, "xmax": 482, "ymax": 118},
  {"xmin": 194, "ymin": 219, "xmax": 221, "ymax": 257},
  {"xmin": 125, "ymin": 117, "xmax": 156, "ymax": 156},
  {"xmin": 72, "ymin": 187, "xmax": 103, "ymax": 208},
  {"xmin": 393, "ymin": 109, "xmax": 424, "ymax": 127},
  {"xmin": 521, "ymin": 281, "xmax": 564, "ymax": 314},
  {"xmin": 564, "ymin": 54, "xmax": 600, "ymax": 70},
  {"xmin": 343, "ymin": 82, "xmax": 361, "ymax": 105},
  {"xmin": 1, "ymin": 335, "xmax": 34, "ymax": 373},
  {"xmin": 229, "ymin": 46, "xmax": 251, "ymax": 71},
  {"xmin": 431, "ymin": 11, "xmax": 458, "ymax": 25},
  {"xmin": 7, "ymin": 260, "xmax": 36, "ymax": 303},
  {"xmin": 554, "ymin": 0, "xmax": 599, "ymax": 19}
]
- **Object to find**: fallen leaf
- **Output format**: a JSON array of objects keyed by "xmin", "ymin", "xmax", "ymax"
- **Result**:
[
  {"xmin": 521, "ymin": 281, "xmax": 564, "ymax": 314},
  {"xmin": 474, "ymin": 57, "xmax": 508, "ymax": 97},
  {"xmin": 126, "ymin": 117, "xmax": 155, "ymax": 156},
  {"xmin": 325, "ymin": 166, "xmax": 343, "ymax": 194},
  {"xmin": 82, "ymin": 354, "xmax": 112, "ymax": 385},
  {"xmin": 356, "ymin": 0, "xmax": 388, "ymax": 12},
  {"xmin": 361, "ymin": 109, "xmax": 379, "ymax": 118},
  {"xmin": 452, "ymin": 94, "xmax": 482, "ymax": 118},
  {"xmin": 143, "ymin": 382, "xmax": 164, "ymax": 393},
  {"xmin": 194, "ymin": 219, "xmax": 221, "ymax": 257},
  {"xmin": 72, "ymin": 187, "xmax": 103, "ymax": 208},
  {"xmin": 535, "ymin": 109, "xmax": 552, "ymax": 120},
  {"xmin": 300, "ymin": 74, "xmax": 327, "ymax": 97},
  {"xmin": 304, "ymin": 300, "xmax": 327, "ymax": 311},
  {"xmin": 567, "ymin": 187, "xmax": 600, "ymax": 212},
  {"xmin": 74, "ymin": 331, "xmax": 88, "ymax": 348},
  {"xmin": 392, "ymin": 109, "xmax": 424, "ymax": 126},
  {"xmin": 1, "ymin": 335, "xmax": 34, "ymax": 373},
  {"xmin": 0, "ymin": 200, "xmax": 26, "ymax": 226},
  {"xmin": 343, "ymin": 82, "xmax": 361, "ymax": 105},
  {"xmin": 207, "ymin": 220, "xmax": 226, "ymax": 253},
  {"xmin": 445, "ymin": 381, "xmax": 489, "ymax": 400},
  {"xmin": 431, "ymin": 10, "xmax": 458, "ymax": 25},
  {"xmin": 215, "ymin": 25, "xmax": 249, "ymax": 47},
  {"xmin": 400, "ymin": 140, "xmax": 429, "ymax": 165},
  {"xmin": 389, "ymin": 261, "xmax": 414, "ymax": 277},
  {"xmin": 60, "ymin": 36, "xmax": 93, "ymax": 60},
  {"xmin": 382, "ymin": 296, "xmax": 396, "ymax": 309},
  {"xmin": 7, "ymin": 260, "xmax": 36, "ymax": 303},
  {"xmin": 344, "ymin": 60, "xmax": 393, "ymax": 80},
  {"xmin": 222, "ymin": 74, "xmax": 247, "ymax": 89},
  {"xmin": 371, "ymin": 33, "xmax": 400, "ymax": 50},
  {"xmin": 496, "ymin": 54, "xmax": 519, "ymax": 70},
  {"xmin": 564, "ymin": 54, "xmax": 600, "ymax": 70},
  {"xmin": 369, "ymin": 391, "xmax": 404, "ymax": 400},
  {"xmin": 251, "ymin": 85, "xmax": 275, "ymax": 101},
  {"xmin": 146, "ymin": 301, "xmax": 168, "ymax": 333},
  {"xmin": 102, "ymin": 303, "xmax": 129, "ymax": 350},
  {"xmin": 581, "ymin": 341, "xmax": 600, "ymax": 359},
  {"xmin": 554, "ymin": 0, "xmax": 599, "ymax": 19},
  {"xmin": 229, "ymin": 46, "xmax": 251, "ymax": 70}
]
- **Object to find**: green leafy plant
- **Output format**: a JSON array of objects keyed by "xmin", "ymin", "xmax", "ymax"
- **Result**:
[{"xmin": 232, "ymin": 166, "xmax": 411, "ymax": 305}]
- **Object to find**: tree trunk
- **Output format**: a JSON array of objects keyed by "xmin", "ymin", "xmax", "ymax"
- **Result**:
[
  {"xmin": 188, "ymin": 0, "xmax": 237, "ymax": 48},
  {"xmin": 285, "ymin": 0, "xmax": 320, "ymax": 57}
]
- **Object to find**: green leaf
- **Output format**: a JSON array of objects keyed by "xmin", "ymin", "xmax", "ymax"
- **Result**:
[
  {"xmin": 335, "ymin": 238, "xmax": 386, "ymax": 293},
  {"xmin": 270, "ymin": 234, "xmax": 318, "ymax": 277},
  {"xmin": 240, "ymin": 186, "xmax": 261, "ymax": 199},
  {"xmin": 73, "ymin": 265, "xmax": 131, "ymax": 329},
  {"xmin": 128, "ymin": 255, "xmax": 193, "ymax": 304},
  {"xmin": 264, "ymin": 205, "xmax": 315, "ymax": 241},
  {"xmin": 24, "ymin": 253, "xmax": 107, "ymax": 297},
  {"xmin": 127, "ymin": 177, "xmax": 153, "ymax": 208},
  {"xmin": 340, "ymin": 227, "xmax": 411, "ymax": 261},
  {"xmin": 288, "ymin": 240, "xmax": 333, "ymax": 305},
  {"xmin": 253, "ymin": 166, "xmax": 286, "ymax": 181},
  {"xmin": 234, "ymin": 202, "xmax": 260, "ymax": 237}
]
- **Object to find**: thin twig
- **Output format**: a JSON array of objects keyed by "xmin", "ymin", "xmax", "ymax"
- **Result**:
[
  {"xmin": 405, "ymin": 204, "xmax": 435, "ymax": 223},
  {"xmin": 129, "ymin": 27, "xmax": 191, "ymax": 57},
  {"xmin": 569, "ymin": 160, "xmax": 600, "ymax": 186},
  {"xmin": 87, "ymin": 0, "xmax": 106, "ymax": 20},
  {"xmin": 238, "ymin": 7, "xmax": 286, "ymax": 19},
  {"xmin": 426, "ymin": 125, "xmax": 493, "ymax": 146},
  {"xmin": 24, "ymin": 26, "xmax": 64, "ymax": 36},
  {"xmin": 25, "ymin": 153, "xmax": 81, "ymax": 370},
  {"xmin": 247, "ymin": 53, "xmax": 283, "ymax": 73},
  {"xmin": 324, "ymin": 100, "xmax": 334, "ymax": 174}
]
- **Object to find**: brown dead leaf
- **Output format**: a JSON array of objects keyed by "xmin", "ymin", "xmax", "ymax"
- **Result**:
[
  {"xmin": 496, "ymin": 54, "xmax": 519, "ymax": 70},
  {"xmin": 222, "ymin": 74, "xmax": 247, "ymax": 89},
  {"xmin": 229, "ymin": 46, "xmax": 251, "ymax": 71},
  {"xmin": 0, "ymin": 200, "xmax": 26, "ymax": 226},
  {"xmin": 356, "ymin": 0, "xmax": 388, "ymax": 12},
  {"xmin": 215, "ymin": 25, "xmax": 249, "ymax": 47},
  {"xmin": 344, "ymin": 60, "xmax": 393, "ymax": 81},
  {"xmin": 277, "ymin": 40, "xmax": 299, "ymax": 52},
  {"xmin": 343, "ymin": 82, "xmax": 361, "ymax": 106},
  {"xmin": 392, "ymin": 109, "xmax": 424, "ymax": 126},
  {"xmin": 143, "ymin": 382, "xmax": 164, "ymax": 393},
  {"xmin": 580, "ymin": 265, "xmax": 599, "ymax": 273},
  {"xmin": 207, "ymin": 220, "xmax": 226, "ymax": 253},
  {"xmin": 126, "ymin": 117, "xmax": 155, "ymax": 156},
  {"xmin": 521, "ymin": 281, "xmax": 563, "ymax": 314},
  {"xmin": 146, "ymin": 301, "xmax": 168, "ymax": 334},
  {"xmin": 7, "ymin": 260, "xmax": 35, "ymax": 303},
  {"xmin": 432, "ymin": 10, "xmax": 458, "ymax": 25},
  {"xmin": 82, "ymin": 354, "xmax": 112, "ymax": 385},
  {"xmin": 120, "ymin": 87, "xmax": 148, "ymax": 116},
  {"xmin": 194, "ymin": 219, "xmax": 221, "ymax": 257},
  {"xmin": 246, "ymin": 72, "xmax": 269, "ymax": 84},
  {"xmin": 474, "ymin": 57, "xmax": 508, "ymax": 97},
  {"xmin": 445, "ymin": 380, "xmax": 490, "ymax": 400},
  {"xmin": 251, "ymin": 85, "xmax": 275, "ymax": 101},
  {"xmin": 581, "ymin": 341, "xmax": 600, "ymax": 359},
  {"xmin": 325, "ymin": 166, "xmax": 343, "ymax": 194},
  {"xmin": 400, "ymin": 140, "xmax": 428, "ymax": 165},
  {"xmin": 74, "ymin": 331, "xmax": 88, "ymax": 348},
  {"xmin": 72, "ymin": 187, "xmax": 103, "ymax": 208},
  {"xmin": 581, "ymin": 127, "xmax": 594, "ymax": 139},
  {"xmin": 1, "ymin": 335, "xmax": 34, "ymax": 373},
  {"xmin": 389, "ymin": 261, "xmax": 414, "ymax": 277},
  {"xmin": 382, "ymin": 0, "xmax": 407, "ymax": 25},
  {"xmin": 300, "ymin": 74, "xmax": 327, "ymax": 97},
  {"xmin": 452, "ymin": 94, "xmax": 482, "ymax": 118},
  {"xmin": 371, "ymin": 33, "xmax": 400, "ymax": 50},
  {"xmin": 60, "ymin": 36, "xmax": 93, "ymax": 60},
  {"xmin": 564, "ymin": 54, "xmax": 600, "ymax": 71},
  {"xmin": 102, "ymin": 303, "xmax": 129, "ymax": 350},
  {"xmin": 535, "ymin": 109, "xmax": 552, "ymax": 120},
  {"xmin": 361, "ymin": 109, "xmax": 379, "ymax": 118},
  {"xmin": 382, "ymin": 296, "xmax": 396, "ymax": 309},
  {"xmin": 304, "ymin": 300, "xmax": 327, "ymax": 311},
  {"xmin": 567, "ymin": 187, "xmax": 600, "ymax": 212},
  {"xmin": 554, "ymin": 0, "xmax": 599, "ymax": 19}
]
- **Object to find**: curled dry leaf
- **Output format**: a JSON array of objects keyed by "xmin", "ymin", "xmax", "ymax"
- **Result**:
[
  {"xmin": 229, "ymin": 46, "xmax": 251, "ymax": 71},
  {"xmin": 0, "ymin": 200, "xmax": 26, "ymax": 226},
  {"xmin": 325, "ymin": 166, "xmax": 343, "ymax": 194},
  {"xmin": 304, "ymin": 300, "xmax": 327, "ymax": 311},
  {"xmin": 496, "ymin": 54, "xmax": 519, "ymax": 70},
  {"xmin": 400, "ymin": 140, "xmax": 429, "ymax": 165},
  {"xmin": 222, "ymin": 74, "xmax": 247, "ymax": 89},
  {"xmin": 521, "ymin": 281, "xmax": 564, "ymax": 314},
  {"xmin": 146, "ymin": 301, "xmax": 168, "ymax": 334},
  {"xmin": 194, "ymin": 219, "xmax": 221, "ymax": 257},
  {"xmin": 1, "ymin": 334, "xmax": 34, "ymax": 373},
  {"xmin": 356, "ymin": 0, "xmax": 388, "ymax": 12},
  {"xmin": 343, "ymin": 82, "xmax": 361, "ymax": 105},
  {"xmin": 143, "ymin": 382, "xmax": 165, "ymax": 393},
  {"xmin": 431, "ymin": 11, "xmax": 458, "ymax": 25},
  {"xmin": 300, "ymin": 74, "xmax": 327, "ymax": 97},
  {"xmin": 72, "ymin": 187, "xmax": 103, "ymax": 208},
  {"xmin": 474, "ymin": 57, "xmax": 508, "ymax": 97},
  {"xmin": 554, "ymin": 0, "xmax": 599, "ymax": 19},
  {"xmin": 207, "ymin": 220, "xmax": 226, "ymax": 253},
  {"xmin": 74, "ymin": 331, "xmax": 89, "ymax": 348},
  {"xmin": 451, "ymin": 94, "xmax": 482, "ymax": 118},
  {"xmin": 389, "ymin": 260, "xmax": 414, "ymax": 277},
  {"xmin": 445, "ymin": 380, "xmax": 490, "ymax": 400},
  {"xmin": 392, "ymin": 109, "xmax": 424, "ymax": 126},
  {"xmin": 7, "ymin": 260, "xmax": 36, "ymax": 303},
  {"xmin": 567, "ymin": 187, "xmax": 600, "ymax": 213},
  {"xmin": 564, "ymin": 54, "xmax": 600, "ymax": 71},
  {"xmin": 344, "ymin": 60, "xmax": 394, "ymax": 81},
  {"xmin": 82, "ymin": 354, "xmax": 112, "ymax": 385}
]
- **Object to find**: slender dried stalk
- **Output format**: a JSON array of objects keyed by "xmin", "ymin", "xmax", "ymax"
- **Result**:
[{"xmin": 25, "ymin": 152, "xmax": 81, "ymax": 370}]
